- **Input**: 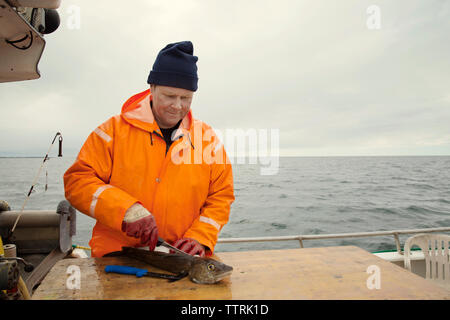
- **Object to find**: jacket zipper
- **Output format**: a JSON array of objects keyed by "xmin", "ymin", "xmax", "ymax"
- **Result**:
[{"xmin": 149, "ymin": 130, "xmax": 185, "ymax": 238}]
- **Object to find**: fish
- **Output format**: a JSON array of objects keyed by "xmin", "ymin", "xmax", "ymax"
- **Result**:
[{"xmin": 104, "ymin": 247, "xmax": 233, "ymax": 284}]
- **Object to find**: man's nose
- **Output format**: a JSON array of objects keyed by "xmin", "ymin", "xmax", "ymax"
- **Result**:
[{"xmin": 171, "ymin": 97, "xmax": 182, "ymax": 109}]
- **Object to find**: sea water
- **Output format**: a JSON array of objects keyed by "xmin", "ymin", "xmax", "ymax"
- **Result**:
[{"xmin": 0, "ymin": 156, "xmax": 449, "ymax": 254}]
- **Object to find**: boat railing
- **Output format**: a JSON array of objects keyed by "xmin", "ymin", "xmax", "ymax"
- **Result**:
[{"xmin": 217, "ymin": 227, "xmax": 450, "ymax": 254}]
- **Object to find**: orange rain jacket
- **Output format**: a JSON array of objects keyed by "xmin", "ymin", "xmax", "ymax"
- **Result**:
[{"xmin": 64, "ymin": 89, "xmax": 235, "ymax": 257}]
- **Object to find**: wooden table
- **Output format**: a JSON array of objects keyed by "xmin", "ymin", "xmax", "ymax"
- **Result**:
[{"xmin": 32, "ymin": 246, "xmax": 449, "ymax": 300}]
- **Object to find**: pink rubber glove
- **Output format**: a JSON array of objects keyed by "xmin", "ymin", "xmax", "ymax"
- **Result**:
[
  {"xmin": 121, "ymin": 203, "xmax": 158, "ymax": 251},
  {"xmin": 172, "ymin": 238, "xmax": 206, "ymax": 257}
]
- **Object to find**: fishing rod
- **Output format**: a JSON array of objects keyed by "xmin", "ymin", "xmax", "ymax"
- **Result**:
[{"xmin": 7, "ymin": 132, "xmax": 63, "ymax": 241}]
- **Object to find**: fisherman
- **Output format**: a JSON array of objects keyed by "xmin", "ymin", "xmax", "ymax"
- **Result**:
[{"xmin": 64, "ymin": 41, "xmax": 235, "ymax": 258}]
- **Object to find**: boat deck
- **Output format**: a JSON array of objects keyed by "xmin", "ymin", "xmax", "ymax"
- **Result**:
[{"xmin": 32, "ymin": 245, "xmax": 449, "ymax": 300}]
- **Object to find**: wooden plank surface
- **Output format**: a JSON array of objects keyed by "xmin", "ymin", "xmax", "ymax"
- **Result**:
[{"xmin": 32, "ymin": 246, "xmax": 450, "ymax": 300}]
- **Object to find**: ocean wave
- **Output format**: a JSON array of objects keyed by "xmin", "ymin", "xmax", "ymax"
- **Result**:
[
  {"xmin": 422, "ymin": 198, "xmax": 450, "ymax": 205},
  {"xmin": 436, "ymin": 219, "xmax": 450, "ymax": 227},
  {"xmin": 295, "ymin": 205, "xmax": 319, "ymax": 212},
  {"xmin": 405, "ymin": 183, "xmax": 436, "ymax": 190},
  {"xmin": 231, "ymin": 218, "xmax": 251, "ymax": 225},
  {"xmin": 412, "ymin": 223, "xmax": 437, "ymax": 229},
  {"xmin": 346, "ymin": 217, "xmax": 365, "ymax": 223},
  {"xmin": 405, "ymin": 205, "xmax": 450, "ymax": 216},
  {"xmin": 391, "ymin": 176, "xmax": 417, "ymax": 181},
  {"xmin": 437, "ymin": 198, "xmax": 450, "ymax": 204},
  {"xmin": 367, "ymin": 207, "xmax": 398, "ymax": 215},
  {"xmin": 317, "ymin": 178, "xmax": 336, "ymax": 182},
  {"xmin": 270, "ymin": 222, "xmax": 287, "ymax": 230},
  {"xmin": 337, "ymin": 206, "xmax": 355, "ymax": 213},
  {"xmin": 303, "ymin": 228, "xmax": 324, "ymax": 235}
]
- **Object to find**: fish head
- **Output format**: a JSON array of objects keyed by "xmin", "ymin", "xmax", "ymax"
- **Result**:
[{"xmin": 188, "ymin": 257, "xmax": 233, "ymax": 284}]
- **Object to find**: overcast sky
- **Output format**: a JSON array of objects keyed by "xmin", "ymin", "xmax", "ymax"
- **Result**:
[{"xmin": 0, "ymin": 0, "xmax": 449, "ymax": 157}]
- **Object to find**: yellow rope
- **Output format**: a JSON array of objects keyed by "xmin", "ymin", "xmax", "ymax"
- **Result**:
[
  {"xmin": 18, "ymin": 276, "xmax": 31, "ymax": 300},
  {"xmin": 72, "ymin": 244, "xmax": 91, "ymax": 251},
  {"xmin": 0, "ymin": 236, "xmax": 4, "ymax": 256}
]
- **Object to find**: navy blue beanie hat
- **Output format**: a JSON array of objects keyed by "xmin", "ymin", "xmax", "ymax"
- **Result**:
[{"xmin": 147, "ymin": 41, "xmax": 198, "ymax": 92}]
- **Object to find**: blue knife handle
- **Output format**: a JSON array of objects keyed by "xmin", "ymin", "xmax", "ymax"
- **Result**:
[{"xmin": 105, "ymin": 265, "xmax": 148, "ymax": 277}]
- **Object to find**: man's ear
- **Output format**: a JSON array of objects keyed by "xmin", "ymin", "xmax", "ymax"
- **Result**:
[{"xmin": 150, "ymin": 84, "xmax": 157, "ymax": 92}]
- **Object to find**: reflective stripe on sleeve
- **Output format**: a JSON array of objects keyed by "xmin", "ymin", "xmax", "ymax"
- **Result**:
[
  {"xmin": 89, "ymin": 185, "xmax": 113, "ymax": 218},
  {"xmin": 199, "ymin": 216, "xmax": 221, "ymax": 231},
  {"xmin": 94, "ymin": 127, "xmax": 112, "ymax": 143}
]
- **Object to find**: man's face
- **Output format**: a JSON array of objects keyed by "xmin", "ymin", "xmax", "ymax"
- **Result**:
[{"xmin": 151, "ymin": 85, "xmax": 194, "ymax": 129}]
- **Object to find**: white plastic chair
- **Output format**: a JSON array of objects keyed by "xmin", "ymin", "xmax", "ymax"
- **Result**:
[{"xmin": 404, "ymin": 233, "xmax": 450, "ymax": 290}]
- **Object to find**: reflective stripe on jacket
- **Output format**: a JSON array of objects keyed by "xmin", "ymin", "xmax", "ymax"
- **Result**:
[{"xmin": 64, "ymin": 89, "xmax": 235, "ymax": 257}]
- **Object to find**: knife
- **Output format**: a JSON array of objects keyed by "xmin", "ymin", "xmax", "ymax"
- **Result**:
[
  {"xmin": 157, "ymin": 237, "xmax": 190, "ymax": 256},
  {"xmin": 104, "ymin": 265, "xmax": 187, "ymax": 281}
]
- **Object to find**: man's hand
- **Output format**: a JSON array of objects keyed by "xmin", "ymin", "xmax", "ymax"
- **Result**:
[
  {"xmin": 121, "ymin": 203, "xmax": 158, "ymax": 250},
  {"xmin": 172, "ymin": 238, "xmax": 205, "ymax": 257}
]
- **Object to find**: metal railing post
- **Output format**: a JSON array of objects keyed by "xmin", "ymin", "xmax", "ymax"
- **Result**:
[
  {"xmin": 393, "ymin": 233, "xmax": 403, "ymax": 255},
  {"xmin": 298, "ymin": 237, "xmax": 304, "ymax": 248}
]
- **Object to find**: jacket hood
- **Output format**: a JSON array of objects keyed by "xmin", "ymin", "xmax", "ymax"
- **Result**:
[{"xmin": 121, "ymin": 89, "xmax": 193, "ymax": 135}]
